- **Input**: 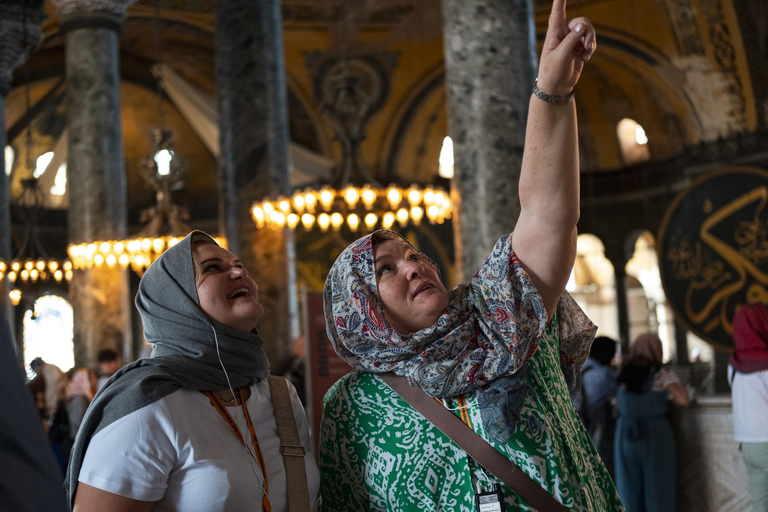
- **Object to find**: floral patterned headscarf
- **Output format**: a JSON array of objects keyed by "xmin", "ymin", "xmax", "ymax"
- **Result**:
[{"xmin": 324, "ymin": 230, "xmax": 596, "ymax": 442}]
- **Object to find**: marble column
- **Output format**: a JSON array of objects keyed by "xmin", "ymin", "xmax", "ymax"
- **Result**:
[
  {"xmin": 52, "ymin": 0, "xmax": 135, "ymax": 369},
  {"xmin": 673, "ymin": 317, "xmax": 690, "ymax": 365},
  {"xmin": 0, "ymin": 2, "xmax": 46, "ymax": 344},
  {"xmin": 604, "ymin": 242, "xmax": 631, "ymax": 354},
  {"xmin": 442, "ymin": 0, "xmax": 538, "ymax": 278},
  {"xmin": 215, "ymin": 0, "xmax": 297, "ymax": 366}
]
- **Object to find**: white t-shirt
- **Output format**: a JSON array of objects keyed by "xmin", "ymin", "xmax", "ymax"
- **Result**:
[
  {"xmin": 729, "ymin": 365, "xmax": 768, "ymax": 442},
  {"xmin": 79, "ymin": 379, "xmax": 319, "ymax": 511}
]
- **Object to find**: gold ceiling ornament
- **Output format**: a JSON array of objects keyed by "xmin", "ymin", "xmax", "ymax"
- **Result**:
[
  {"xmin": 252, "ymin": 183, "xmax": 452, "ymax": 232},
  {"xmin": 1, "ymin": 179, "xmax": 73, "ymax": 286},
  {"xmin": 251, "ymin": 0, "xmax": 453, "ymax": 234}
]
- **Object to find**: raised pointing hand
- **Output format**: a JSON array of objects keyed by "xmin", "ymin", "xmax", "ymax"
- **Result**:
[{"xmin": 537, "ymin": 0, "xmax": 596, "ymax": 96}]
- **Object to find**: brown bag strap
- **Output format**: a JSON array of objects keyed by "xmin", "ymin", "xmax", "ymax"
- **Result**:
[
  {"xmin": 379, "ymin": 373, "xmax": 567, "ymax": 512},
  {"xmin": 268, "ymin": 376, "xmax": 311, "ymax": 511}
]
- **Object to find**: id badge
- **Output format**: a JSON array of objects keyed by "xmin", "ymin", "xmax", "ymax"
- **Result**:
[{"xmin": 475, "ymin": 484, "xmax": 504, "ymax": 512}]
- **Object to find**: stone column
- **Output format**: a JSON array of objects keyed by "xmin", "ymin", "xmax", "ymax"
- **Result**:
[
  {"xmin": 673, "ymin": 317, "xmax": 690, "ymax": 365},
  {"xmin": 52, "ymin": 0, "xmax": 135, "ymax": 369},
  {"xmin": 604, "ymin": 242, "xmax": 631, "ymax": 355},
  {"xmin": 442, "ymin": 0, "xmax": 538, "ymax": 278},
  {"xmin": 215, "ymin": 0, "xmax": 297, "ymax": 366},
  {"xmin": 0, "ymin": 1, "xmax": 46, "ymax": 346}
]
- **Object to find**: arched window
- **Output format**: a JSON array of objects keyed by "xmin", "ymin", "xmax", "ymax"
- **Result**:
[
  {"xmin": 566, "ymin": 234, "xmax": 618, "ymax": 340},
  {"xmin": 616, "ymin": 118, "xmax": 651, "ymax": 165},
  {"xmin": 23, "ymin": 294, "xmax": 74, "ymax": 372},
  {"xmin": 625, "ymin": 231, "xmax": 710, "ymax": 362},
  {"xmin": 33, "ymin": 151, "xmax": 55, "ymax": 178},
  {"xmin": 438, "ymin": 136, "xmax": 454, "ymax": 179},
  {"xmin": 5, "ymin": 145, "xmax": 14, "ymax": 176}
]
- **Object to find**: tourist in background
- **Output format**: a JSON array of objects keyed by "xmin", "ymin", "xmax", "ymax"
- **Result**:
[
  {"xmin": 730, "ymin": 303, "xmax": 768, "ymax": 511},
  {"xmin": 578, "ymin": 335, "xmax": 618, "ymax": 477},
  {"xmin": 66, "ymin": 368, "xmax": 98, "ymax": 439},
  {"xmin": 614, "ymin": 333, "xmax": 690, "ymax": 512},
  {"xmin": 96, "ymin": 348, "xmax": 121, "ymax": 391}
]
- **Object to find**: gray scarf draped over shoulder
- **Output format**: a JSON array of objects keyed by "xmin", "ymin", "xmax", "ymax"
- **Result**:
[{"xmin": 66, "ymin": 231, "xmax": 270, "ymax": 509}]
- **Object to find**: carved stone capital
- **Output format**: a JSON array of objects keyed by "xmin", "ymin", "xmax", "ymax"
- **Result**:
[
  {"xmin": 51, "ymin": 0, "xmax": 137, "ymax": 33},
  {"xmin": 0, "ymin": 3, "xmax": 46, "ymax": 96}
]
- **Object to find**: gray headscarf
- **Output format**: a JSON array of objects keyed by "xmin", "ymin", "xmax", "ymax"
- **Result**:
[{"xmin": 66, "ymin": 231, "xmax": 270, "ymax": 509}]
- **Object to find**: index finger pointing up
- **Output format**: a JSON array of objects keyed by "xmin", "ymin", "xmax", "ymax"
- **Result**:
[{"xmin": 549, "ymin": 0, "xmax": 567, "ymax": 26}]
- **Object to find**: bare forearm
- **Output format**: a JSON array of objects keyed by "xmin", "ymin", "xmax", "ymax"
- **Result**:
[{"xmin": 519, "ymin": 93, "xmax": 580, "ymax": 231}]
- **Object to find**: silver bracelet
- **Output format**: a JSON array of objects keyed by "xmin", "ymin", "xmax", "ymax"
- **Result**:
[{"xmin": 532, "ymin": 79, "xmax": 574, "ymax": 106}]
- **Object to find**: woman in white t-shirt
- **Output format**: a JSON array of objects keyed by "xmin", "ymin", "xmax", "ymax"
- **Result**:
[
  {"xmin": 730, "ymin": 303, "xmax": 768, "ymax": 511},
  {"xmin": 67, "ymin": 231, "xmax": 319, "ymax": 511}
]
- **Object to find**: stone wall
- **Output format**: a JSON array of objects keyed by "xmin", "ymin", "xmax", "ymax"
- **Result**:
[{"xmin": 670, "ymin": 396, "xmax": 751, "ymax": 511}]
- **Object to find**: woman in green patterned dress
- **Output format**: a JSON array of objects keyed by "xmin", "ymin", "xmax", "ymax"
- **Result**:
[{"xmin": 319, "ymin": 1, "xmax": 624, "ymax": 510}]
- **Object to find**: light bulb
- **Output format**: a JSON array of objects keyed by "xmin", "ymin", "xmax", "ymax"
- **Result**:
[
  {"xmin": 411, "ymin": 206, "xmax": 424, "ymax": 225},
  {"xmin": 364, "ymin": 213, "xmax": 378, "ymax": 229},
  {"xmin": 382, "ymin": 212, "xmax": 396, "ymax": 229},
  {"xmin": 347, "ymin": 213, "xmax": 360, "ymax": 231},
  {"xmin": 361, "ymin": 186, "xmax": 376, "ymax": 209},
  {"xmin": 319, "ymin": 188, "xmax": 334, "ymax": 210},
  {"xmin": 287, "ymin": 213, "xmax": 300, "ymax": 229},
  {"xmin": 301, "ymin": 213, "xmax": 315, "ymax": 230},
  {"xmin": 330, "ymin": 212, "xmax": 344, "ymax": 229},
  {"xmin": 253, "ymin": 206, "xmax": 266, "ymax": 226},
  {"xmin": 407, "ymin": 186, "xmax": 422, "ymax": 205},
  {"xmin": 343, "ymin": 187, "xmax": 359, "ymax": 208},
  {"xmin": 318, "ymin": 213, "xmax": 331, "ymax": 231},
  {"xmin": 387, "ymin": 186, "xmax": 402, "ymax": 209},
  {"xmin": 396, "ymin": 208, "xmax": 409, "ymax": 226},
  {"xmin": 304, "ymin": 192, "xmax": 317, "ymax": 211}
]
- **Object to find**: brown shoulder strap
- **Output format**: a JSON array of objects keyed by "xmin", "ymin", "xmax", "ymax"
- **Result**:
[
  {"xmin": 268, "ymin": 376, "xmax": 311, "ymax": 511},
  {"xmin": 379, "ymin": 373, "xmax": 567, "ymax": 512}
]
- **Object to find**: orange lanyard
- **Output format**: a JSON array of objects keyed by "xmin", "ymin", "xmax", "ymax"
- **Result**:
[
  {"xmin": 435, "ymin": 393, "xmax": 472, "ymax": 428},
  {"xmin": 202, "ymin": 388, "xmax": 272, "ymax": 512}
]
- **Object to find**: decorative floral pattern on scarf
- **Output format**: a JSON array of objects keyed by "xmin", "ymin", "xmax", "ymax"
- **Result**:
[
  {"xmin": 324, "ymin": 230, "xmax": 596, "ymax": 442},
  {"xmin": 319, "ymin": 317, "xmax": 625, "ymax": 511}
]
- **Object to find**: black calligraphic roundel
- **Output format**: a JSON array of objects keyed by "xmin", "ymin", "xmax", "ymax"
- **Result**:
[{"xmin": 658, "ymin": 167, "xmax": 768, "ymax": 349}]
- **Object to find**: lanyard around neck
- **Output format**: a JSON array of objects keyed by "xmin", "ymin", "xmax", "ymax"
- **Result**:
[{"xmin": 202, "ymin": 388, "xmax": 272, "ymax": 512}]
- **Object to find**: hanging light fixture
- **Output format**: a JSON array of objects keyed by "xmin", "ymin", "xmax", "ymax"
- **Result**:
[
  {"xmin": 67, "ymin": 1, "xmax": 223, "ymax": 274},
  {"xmin": 1, "ymin": 7, "xmax": 72, "ymax": 293},
  {"xmin": 1, "ymin": 178, "xmax": 74, "ymax": 286},
  {"xmin": 251, "ymin": 0, "xmax": 452, "ymax": 233}
]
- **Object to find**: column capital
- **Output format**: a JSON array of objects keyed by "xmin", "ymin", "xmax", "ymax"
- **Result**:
[
  {"xmin": 51, "ymin": 0, "xmax": 137, "ymax": 33},
  {"xmin": 0, "ymin": 3, "xmax": 46, "ymax": 96}
]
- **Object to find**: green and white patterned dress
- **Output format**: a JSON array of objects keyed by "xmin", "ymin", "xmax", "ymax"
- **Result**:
[{"xmin": 319, "ymin": 317, "xmax": 624, "ymax": 511}]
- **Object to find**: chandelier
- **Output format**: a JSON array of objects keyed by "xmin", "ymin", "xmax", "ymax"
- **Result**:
[
  {"xmin": 67, "ymin": 6, "xmax": 224, "ymax": 274},
  {"xmin": 67, "ymin": 129, "xmax": 225, "ymax": 274},
  {"xmin": 251, "ymin": 0, "xmax": 452, "ymax": 233},
  {"xmin": 1, "ymin": 178, "xmax": 73, "ymax": 286},
  {"xmin": 252, "ymin": 184, "xmax": 452, "ymax": 232}
]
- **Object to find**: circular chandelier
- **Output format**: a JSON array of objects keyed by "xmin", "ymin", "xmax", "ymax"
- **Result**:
[
  {"xmin": 67, "ymin": 130, "xmax": 226, "ymax": 274},
  {"xmin": 0, "ymin": 259, "xmax": 72, "ymax": 285},
  {"xmin": 251, "ymin": 3, "xmax": 453, "ymax": 234},
  {"xmin": 252, "ymin": 184, "xmax": 452, "ymax": 232},
  {"xmin": 1, "ymin": 179, "xmax": 73, "ymax": 286},
  {"xmin": 68, "ymin": 235, "xmax": 226, "ymax": 275}
]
